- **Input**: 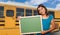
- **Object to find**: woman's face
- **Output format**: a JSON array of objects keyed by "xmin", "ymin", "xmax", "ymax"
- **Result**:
[{"xmin": 38, "ymin": 7, "xmax": 46, "ymax": 15}]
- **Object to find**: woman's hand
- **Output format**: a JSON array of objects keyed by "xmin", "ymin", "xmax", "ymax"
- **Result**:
[
  {"xmin": 17, "ymin": 16, "xmax": 21, "ymax": 20},
  {"xmin": 41, "ymin": 31, "xmax": 47, "ymax": 34}
]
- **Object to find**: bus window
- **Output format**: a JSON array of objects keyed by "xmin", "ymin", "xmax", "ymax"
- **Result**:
[
  {"xmin": 0, "ymin": 6, "xmax": 4, "ymax": 18},
  {"xmin": 16, "ymin": 8, "xmax": 24, "ymax": 17},
  {"xmin": 26, "ymin": 9, "xmax": 32, "ymax": 16},
  {"xmin": 48, "ymin": 11, "xmax": 54, "ymax": 18},
  {"xmin": 34, "ymin": 10, "xmax": 38, "ymax": 15},
  {"xmin": 6, "ymin": 10, "xmax": 14, "ymax": 17}
]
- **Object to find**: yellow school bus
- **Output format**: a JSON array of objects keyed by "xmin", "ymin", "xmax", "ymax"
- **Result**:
[{"xmin": 0, "ymin": 2, "xmax": 60, "ymax": 35}]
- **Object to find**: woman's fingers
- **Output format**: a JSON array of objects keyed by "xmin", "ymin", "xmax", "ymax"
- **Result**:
[
  {"xmin": 17, "ymin": 16, "xmax": 21, "ymax": 20},
  {"xmin": 41, "ymin": 31, "xmax": 47, "ymax": 34}
]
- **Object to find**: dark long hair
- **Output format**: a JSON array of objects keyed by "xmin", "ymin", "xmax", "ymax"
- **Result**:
[{"xmin": 37, "ymin": 4, "xmax": 49, "ymax": 16}]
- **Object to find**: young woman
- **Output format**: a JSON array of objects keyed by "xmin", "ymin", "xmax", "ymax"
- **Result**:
[
  {"xmin": 17, "ymin": 4, "xmax": 55, "ymax": 35},
  {"xmin": 36, "ymin": 4, "xmax": 55, "ymax": 35}
]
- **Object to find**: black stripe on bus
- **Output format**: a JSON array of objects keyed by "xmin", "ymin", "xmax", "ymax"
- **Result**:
[
  {"xmin": 16, "ymin": 24, "xmax": 19, "ymax": 26},
  {"xmin": 55, "ymin": 20, "xmax": 60, "ymax": 22},
  {"xmin": 0, "ymin": 24, "xmax": 5, "ymax": 26}
]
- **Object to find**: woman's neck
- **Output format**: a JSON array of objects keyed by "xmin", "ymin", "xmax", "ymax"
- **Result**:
[
  {"xmin": 42, "ymin": 14, "xmax": 47, "ymax": 17},
  {"xmin": 42, "ymin": 14, "xmax": 49, "ymax": 19}
]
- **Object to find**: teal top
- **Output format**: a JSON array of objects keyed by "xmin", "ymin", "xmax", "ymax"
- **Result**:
[
  {"xmin": 36, "ymin": 15, "xmax": 54, "ymax": 35},
  {"xmin": 42, "ymin": 15, "xmax": 53, "ymax": 30}
]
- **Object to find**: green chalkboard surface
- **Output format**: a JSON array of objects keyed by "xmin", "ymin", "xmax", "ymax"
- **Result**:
[{"xmin": 19, "ymin": 16, "xmax": 43, "ymax": 34}]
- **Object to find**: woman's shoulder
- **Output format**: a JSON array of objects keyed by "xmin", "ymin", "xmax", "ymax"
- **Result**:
[
  {"xmin": 49, "ymin": 15, "xmax": 54, "ymax": 19},
  {"xmin": 49, "ymin": 15, "xmax": 53, "ymax": 18}
]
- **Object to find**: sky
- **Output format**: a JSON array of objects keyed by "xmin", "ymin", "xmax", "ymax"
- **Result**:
[{"xmin": 0, "ymin": 0, "xmax": 60, "ymax": 10}]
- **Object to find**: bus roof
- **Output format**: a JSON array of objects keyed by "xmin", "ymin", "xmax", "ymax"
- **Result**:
[{"xmin": 0, "ymin": 1, "xmax": 58, "ymax": 11}]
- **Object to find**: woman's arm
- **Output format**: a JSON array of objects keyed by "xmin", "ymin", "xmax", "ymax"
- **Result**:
[
  {"xmin": 42, "ymin": 19, "xmax": 55, "ymax": 34},
  {"xmin": 46, "ymin": 19, "xmax": 55, "ymax": 32}
]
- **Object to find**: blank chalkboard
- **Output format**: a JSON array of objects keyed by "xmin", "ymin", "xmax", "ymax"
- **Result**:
[{"xmin": 19, "ymin": 16, "xmax": 43, "ymax": 34}]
